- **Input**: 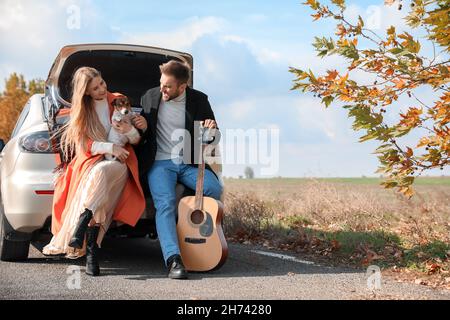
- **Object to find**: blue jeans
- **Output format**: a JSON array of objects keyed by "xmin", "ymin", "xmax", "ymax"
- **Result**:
[{"xmin": 147, "ymin": 159, "xmax": 223, "ymax": 265}]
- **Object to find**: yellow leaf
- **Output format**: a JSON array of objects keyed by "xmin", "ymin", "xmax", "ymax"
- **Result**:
[
  {"xmin": 393, "ymin": 78, "xmax": 406, "ymax": 89},
  {"xmin": 325, "ymin": 70, "xmax": 339, "ymax": 81},
  {"xmin": 369, "ymin": 88, "xmax": 379, "ymax": 97},
  {"xmin": 401, "ymin": 187, "xmax": 414, "ymax": 198},
  {"xmin": 311, "ymin": 12, "xmax": 322, "ymax": 21},
  {"xmin": 337, "ymin": 73, "xmax": 349, "ymax": 85},
  {"xmin": 339, "ymin": 94, "xmax": 353, "ymax": 102},
  {"xmin": 387, "ymin": 26, "xmax": 396, "ymax": 35},
  {"xmin": 405, "ymin": 147, "xmax": 413, "ymax": 157},
  {"xmin": 417, "ymin": 137, "xmax": 430, "ymax": 148},
  {"xmin": 336, "ymin": 24, "xmax": 346, "ymax": 37}
]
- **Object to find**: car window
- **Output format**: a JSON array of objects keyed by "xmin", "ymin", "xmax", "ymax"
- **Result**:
[{"xmin": 11, "ymin": 100, "xmax": 31, "ymax": 138}]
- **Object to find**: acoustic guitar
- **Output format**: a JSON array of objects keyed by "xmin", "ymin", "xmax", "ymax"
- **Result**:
[{"xmin": 177, "ymin": 126, "xmax": 228, "ymax": 272}]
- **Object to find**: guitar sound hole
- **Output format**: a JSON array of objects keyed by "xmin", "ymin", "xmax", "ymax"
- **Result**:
[{"xmin": 190, "ymin": 210, "xmax": 205, "ymax": 225}]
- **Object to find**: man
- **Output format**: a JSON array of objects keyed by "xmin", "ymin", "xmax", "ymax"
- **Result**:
[{"xmin": 133, "ymin": 60, "xmax": 223, "ymax": 279}]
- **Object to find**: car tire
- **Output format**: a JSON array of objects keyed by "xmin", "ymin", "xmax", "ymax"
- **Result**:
[{"xmin": 0, "ymin": 195, "xmax": 30, "ymax": 262}]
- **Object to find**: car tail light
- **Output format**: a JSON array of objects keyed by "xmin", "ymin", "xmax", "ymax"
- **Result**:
[
  {"xmin": 35, "ymin": 190, "xmax": 54, "ymax": 195},
  {"xmin": 19, "ymin": 131, "xmax": 56, "ymax": 153}
]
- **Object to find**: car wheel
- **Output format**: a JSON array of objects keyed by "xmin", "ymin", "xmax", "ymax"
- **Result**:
[{"xmin": 0, "ymin": 194, "xmax": 30, "ymax": 261}]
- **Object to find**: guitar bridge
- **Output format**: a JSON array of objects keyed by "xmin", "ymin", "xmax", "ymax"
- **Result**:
[{"xmin": 184, "ymin": 237, "xmax": 206, "ymax": 244}]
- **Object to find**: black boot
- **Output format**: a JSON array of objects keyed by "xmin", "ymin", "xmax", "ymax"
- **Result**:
[
  {"xmin": 167, "ymin": 254, "xmax": 188, "ymax": 279},
  {"xmin": 85, "ymin": 226, "xmax": 100, "ymax": 276},
  {"xmin": 68, "ymin": 208, "xmax": 93, "ymax": 249}
]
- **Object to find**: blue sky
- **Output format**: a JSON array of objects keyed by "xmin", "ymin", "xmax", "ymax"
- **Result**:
[{"xmin": 1, "ymin": 0, "xmax": 448, "ymax": 178}]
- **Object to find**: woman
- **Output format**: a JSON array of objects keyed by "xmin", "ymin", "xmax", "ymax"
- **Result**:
[{"xmin": 43, "ymin": 67, "xmax": 146, "ymax": 276}]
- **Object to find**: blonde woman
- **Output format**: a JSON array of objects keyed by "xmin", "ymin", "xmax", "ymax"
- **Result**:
[{"xmin": 43, "ymin": 67, "xmax": 147, "ymax": 276}]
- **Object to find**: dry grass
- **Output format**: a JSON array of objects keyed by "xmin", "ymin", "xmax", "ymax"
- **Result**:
[{"xmin": 222, "ymin": 178, "xmax": 450, "ymax": 275}]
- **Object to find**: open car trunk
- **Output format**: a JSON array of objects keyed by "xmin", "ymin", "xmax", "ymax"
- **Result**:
[
  {"xmin": 44, "ymin": 44, "xmax": 222, "ymax": 194},
  {"xmin": 45, "ymin": 44, "xmax": 193, "ymax": 127}
]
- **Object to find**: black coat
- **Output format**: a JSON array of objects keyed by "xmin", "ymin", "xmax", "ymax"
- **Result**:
[{"xmin": 136, "ymin": 86, "xmax": 219, "ymax": 181}]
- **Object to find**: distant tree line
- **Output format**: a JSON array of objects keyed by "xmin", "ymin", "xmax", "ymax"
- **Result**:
[{"xmin": 0, "ymin": 73, "xmax": 45, "ymax": 141}]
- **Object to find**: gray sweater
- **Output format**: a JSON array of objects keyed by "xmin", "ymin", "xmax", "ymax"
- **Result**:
[{"xmin": 155, "ymin": 90, "xmax": 186, "ymax": 160}]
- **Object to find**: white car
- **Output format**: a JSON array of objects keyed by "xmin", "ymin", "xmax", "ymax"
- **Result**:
[{"xmin": 0, "ymin": 44, "xmax": 222, "ymax": 261}]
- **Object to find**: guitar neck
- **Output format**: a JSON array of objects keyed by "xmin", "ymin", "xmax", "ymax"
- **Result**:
[{"xmin": 194, "ymin": 144, "xmax": 206, "ymax": 210}]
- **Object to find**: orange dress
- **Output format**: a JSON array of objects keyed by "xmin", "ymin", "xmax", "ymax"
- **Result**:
[{"xmin": 43, "ymin": 92, "xmax": 145, "ymax": 258}]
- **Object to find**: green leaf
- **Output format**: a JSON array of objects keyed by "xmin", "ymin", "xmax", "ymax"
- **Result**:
[
  {"xmin": 308, "ymin": 69, "xmax": 318, "ymax": 83},
  {"xmin": 339, "ymin": 45, "xmax": 359, "ymax": 60},
  {"xmin": 357, "ymin": 15, "xmax": 364, "ymax": 28},
  {"xmin": 391, "ymin": 126, "xmax": 412, "ymax": 137},
  {"xmin": 389, "ymin": 47, "xmax": 403, "ymax": 55},
  {"xmin": 331, "ymin": 0, "xmax": 346, "ymax": 10},
  {"xmin": 381, "ymin": 180, "xmax": 398, "ymax": 188},
  {"xmin": 322, "ymin": 96, "xmax": 334, "ymax": 108},
  {"xmin": 373, "ymin": 144, "xmax": 394, "ymax": 154},
  {"xmin": 399, "ymin": 176, "xmax": 414, "ymax": 185},
  {"xmin": 359, "ymin": 130, "xmax": 378, "ymax": 142}
]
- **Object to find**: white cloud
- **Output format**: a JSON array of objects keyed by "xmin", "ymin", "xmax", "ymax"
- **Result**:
[
  {"xmin": 216, "ymin": 93, "xmax": 350, "ymax": 146},
  {"xmin": 295, "ymin": 96, "xmax": 347, "ymax": 141},
  {"xmin": 120, "ymin": 16, "xmax": 226, "ymax": 51},
  {"xmin": 125, "ymin": 19, "xmax": 283, "ymax": 66},
  {"xmin": 257, "ymin": 48, "xmax": 282, "ymax": 64},
  {"xmin": 0, "ymin": 1, "xmax": 27, "ymax": 30},
  {"xmin": 345, "ymin": 1, "xmax": 410, "ymax": 33},
  {"xmin": 0, "ymin": 0, "xmax": 102, "ymax": 90},
  {"xmin": 228, "ymin": 99, "xmax": 257, "ymax": 120},
  {"xmin": 220, "ymin": 35, "xmax": 283, "ymax": 64},
  {"xmin": 278, "ymin": 140, "xmax": 380, "ymax": 178},
  {"xmin": 246, "ymin": 14, "xmax": 268, "ymax": 23},
  {"xmin": 222, "ymin": 34, "xmax": 246, "ymax": 43}
]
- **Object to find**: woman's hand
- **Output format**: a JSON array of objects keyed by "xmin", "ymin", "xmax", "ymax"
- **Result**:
[
  {"xmin": 132, "ymin": 115, "xmax": 148, "ymax": 131},
  {"xmin": 112, "ymin": 120, "xmax": 132, "ymax": 134},
  {"xmin": 112, "ymin": 144, "xmax": 130, "ymax": 163}
]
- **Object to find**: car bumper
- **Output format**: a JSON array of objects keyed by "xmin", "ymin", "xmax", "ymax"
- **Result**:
[{"xmin": 2, "ymin": 155, "xmax": 55, "ymax": 233}]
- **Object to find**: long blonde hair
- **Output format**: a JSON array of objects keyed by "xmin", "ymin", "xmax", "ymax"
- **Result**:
[{"xmin": 60, "ymin": 67, "xmax": 107, "ymax": 160}]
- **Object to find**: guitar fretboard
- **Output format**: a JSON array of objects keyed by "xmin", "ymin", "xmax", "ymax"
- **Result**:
[{"xmin": 194, "ymin": 143, "xmax": 206, "ymax": 210}]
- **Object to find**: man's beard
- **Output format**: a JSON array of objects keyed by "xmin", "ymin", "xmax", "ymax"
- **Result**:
[{"xmin": 165, "ymin": 88, "xmax": 182, "ymax": 101}]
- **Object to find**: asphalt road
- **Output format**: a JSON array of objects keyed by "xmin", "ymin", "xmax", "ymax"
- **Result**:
[{"xmin": 1, "ymin": 236, "xmax": 449, "ymax": 300}]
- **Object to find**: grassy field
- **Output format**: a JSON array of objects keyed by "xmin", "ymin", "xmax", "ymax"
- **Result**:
[
  {"xmin": 222, "ymin": 176, "xmax": 450, "ymax": 280},
  {"xmin": 224, "ymin": 176, "xmax": 450, "ymax": 185}
]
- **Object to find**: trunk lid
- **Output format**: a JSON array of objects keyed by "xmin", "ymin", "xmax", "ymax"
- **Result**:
[{"xmin": 45, "ymin": 43, "xmax": 193, "ymax": 126}]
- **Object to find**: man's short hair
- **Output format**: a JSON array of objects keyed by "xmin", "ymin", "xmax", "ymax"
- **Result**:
[{"xmin": 159, "ymin": 60, "xmax": 190, "ymax": 84}]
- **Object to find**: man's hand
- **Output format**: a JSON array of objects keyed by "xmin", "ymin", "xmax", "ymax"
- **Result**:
[
  {"xmin": 201, "ymin": 119, "xmax": 217, "ymax": 128},
  {"xmin": 132, "ymin": 115, "xmax": 148, "ymax": 131}
]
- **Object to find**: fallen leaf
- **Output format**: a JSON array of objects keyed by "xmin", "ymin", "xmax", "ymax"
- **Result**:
[
  {"xmin": 416, "ymin": 251, "xmax": 426, "ymax": 258},
  {"xmin": 415, "ymin": 278, "xmax": 427, "ymax": 285},
  {"xmin": 331, "ymin": 240, "xmax": 341, "ymax": 251},
  {"xmin": 426, "ymin": 263, "xmax": 441, "ymax": 275},
  {"xmin": 394, "ymin": 250, "xmax": 403, "ymax": 259}
]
